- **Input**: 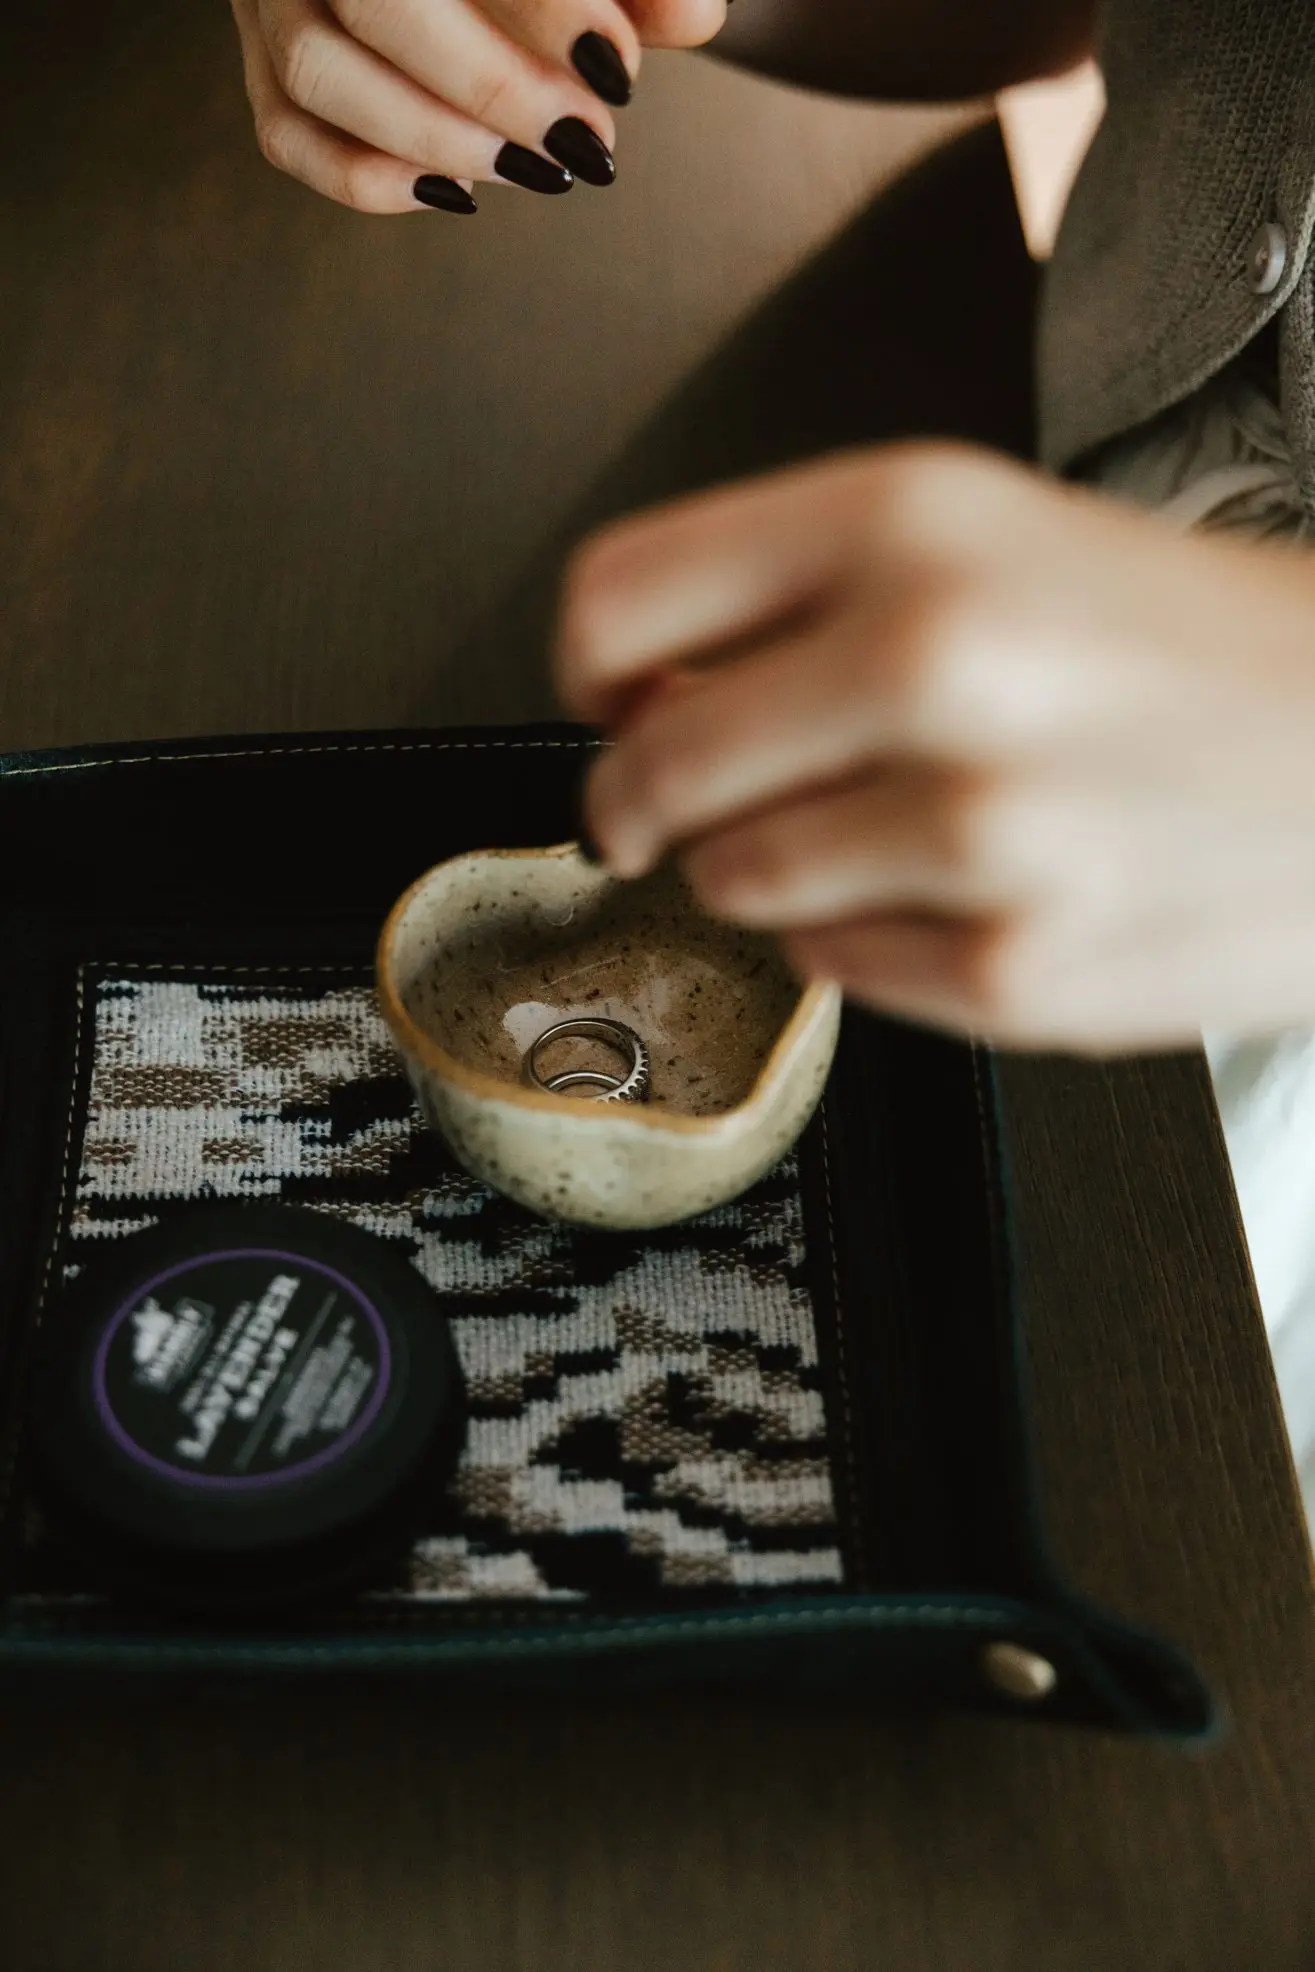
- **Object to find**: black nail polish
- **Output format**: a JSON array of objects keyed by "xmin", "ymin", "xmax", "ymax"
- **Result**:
[
  {"xmin": 577, "ymin": 825, "xmax": 604, "ymax": 865},
  {"xmin": 571, "ymin": 31, "xmax": 632, "ymax": 108},
  {"xmin": 412, "ymin": 175, "xmax": 477, "ymax": 214},
  {"xmin": 494, "ymin": 143, "xmax": 574, "ymax": 195},
  {"xmin": 543, "ymin": 117, "xmax": 615, "ymax": 187}
]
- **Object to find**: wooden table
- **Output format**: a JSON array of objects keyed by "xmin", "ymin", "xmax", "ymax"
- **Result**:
[{"xmin": 2, "ymin": 7, "xmax": 1313, "ymax": 1967}]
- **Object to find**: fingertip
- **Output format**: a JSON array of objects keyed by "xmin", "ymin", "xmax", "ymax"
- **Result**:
[
  {"xmin": 592, "ymin": 827, "xmax": 655, "ymax": 881},
  {"xmin": 582, "ymin": 785, "xmax": 656, "ymax": 878},
  {"xmin": 681, "ymin": 835, "xmax": 752, "ymax": 924},
  {"xmin": 780, "ymin": 928, "xmax": 840, "ymax": 984},
  {"xmin": 624, "ymin": 0, "xmax": 728, "ymax": 50}
]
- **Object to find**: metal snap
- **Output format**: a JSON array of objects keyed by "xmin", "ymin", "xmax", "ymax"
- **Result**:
[{"xmin": 981, "ymin": 1639, "xmax": 1058, "ymax": 1702}]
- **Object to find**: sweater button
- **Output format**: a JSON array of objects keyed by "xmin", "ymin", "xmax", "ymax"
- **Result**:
[{"xmin": 1247, "ymin": 221, "xmax": 1287, "ymax": 295}]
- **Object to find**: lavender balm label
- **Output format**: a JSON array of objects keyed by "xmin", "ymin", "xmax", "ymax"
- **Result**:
[
  {"xmin": 94, "ymin": 1250, "xmax": 391, "ymax": 1489},
  {"xmin": 32, "ymin": 1204, "xmax": 466, "ymax": 1608}
]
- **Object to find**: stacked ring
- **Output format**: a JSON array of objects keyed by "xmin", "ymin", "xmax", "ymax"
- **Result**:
[{"xmin": 525, "ymin": 1018, "xmax": 652, "ymax": 1105}]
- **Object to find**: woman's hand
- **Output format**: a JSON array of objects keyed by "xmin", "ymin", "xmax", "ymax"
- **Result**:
[
  {"xmin": 229, "ymin": 0, "xmax": 724, "ymax": 212},
  {"xmin": 555, "ymin": 443, "xmax": 1315, "ymax": 1052}
]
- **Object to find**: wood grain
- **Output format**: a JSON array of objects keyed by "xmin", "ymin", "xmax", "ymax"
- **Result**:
[
  {"xmin": 1, "ymin": 6, "xmax": 1313, "ymax": 1968},
  {"xmin": 0, "ymin": 0, "xmax": 967, "ymax": 749}
]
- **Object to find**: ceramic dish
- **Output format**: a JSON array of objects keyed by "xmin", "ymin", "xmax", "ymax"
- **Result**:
[{"xmin": 376, "ymin": 845, "xmax": 841, "ymax": 1229}]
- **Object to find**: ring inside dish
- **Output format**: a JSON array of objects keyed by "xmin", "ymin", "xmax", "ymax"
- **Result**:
[
  {"xmin": 393, "ymin": 851, "xmax": 803, "ymax": 1120},
  {"xmin": 526, "ymin": 1016, "xmax": 651, "ymax": 1103}
]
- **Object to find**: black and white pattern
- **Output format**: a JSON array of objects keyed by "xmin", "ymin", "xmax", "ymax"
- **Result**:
[{"xmin": 62, "ymin": 971, "xmax": 843, "ymax": 1602}]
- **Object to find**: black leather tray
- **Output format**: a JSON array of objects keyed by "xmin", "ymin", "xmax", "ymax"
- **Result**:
[{"xmin": 0, "ymin": 724, "xmax": 1216, "ymax": 1738}]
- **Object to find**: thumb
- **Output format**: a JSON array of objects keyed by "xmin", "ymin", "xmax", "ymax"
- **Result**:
[{"xmin": 621, "ymin": 0, "xmax": 727, "ymax": 49}]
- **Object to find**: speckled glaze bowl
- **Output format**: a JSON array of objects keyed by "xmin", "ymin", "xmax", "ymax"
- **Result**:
[{"xmin": 375, "ymin": 845, "xmax": 841, "ymax": 1230}]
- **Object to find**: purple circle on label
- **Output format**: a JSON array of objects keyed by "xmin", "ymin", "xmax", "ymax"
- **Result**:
[{"xmin": 90, "ymin": 1247, "xmax": 393, "ymax": 1490}]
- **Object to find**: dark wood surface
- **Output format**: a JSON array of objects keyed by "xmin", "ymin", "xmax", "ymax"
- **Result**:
[{"xmin": 2, "ymin": 7, "xmax": 1314, "ymax": 1968}]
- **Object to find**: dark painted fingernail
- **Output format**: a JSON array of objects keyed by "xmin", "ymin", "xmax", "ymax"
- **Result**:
[
  {"xmin": 494, "ymin": 142, "xmax": 574, "ymax": 194},
  {"xmin": 571, "ymin": 31, "xmax": 631, "ymax": 107},
  {"xmin": 543, "ymin": 117, "xmax": 615, "ymax": 187},
  {"xmin": 412, "ymin": 175, "xmax": 477, "ymax": 213},
  {"xmin": 577, "ymin": 825, "xmax": 604, "ymax": 865}
]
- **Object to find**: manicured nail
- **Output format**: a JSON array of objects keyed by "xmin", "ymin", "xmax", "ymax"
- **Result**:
[
  {"xmin": 571, "ymin": 31, "xmax": 632, "ymax": 107},
  {"xmin": 413, "ymin": 175, "xmax": 477, "ymax": 214},
  {"xmin": 494, "ymin": 143, "xmax": 574, "ymax": 195},
  {"xmin": 543, "ymin": 117, "xmax": 615, "ymax": 187}
]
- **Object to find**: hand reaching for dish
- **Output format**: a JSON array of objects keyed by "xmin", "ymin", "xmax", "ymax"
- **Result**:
[
  {"xmin": 229, "ymin": 0, "xmax": 725, "ymax": 212},
  {"xmin": 557, "ymin": 442, "xmax": 1315, "ymax": 1052}
]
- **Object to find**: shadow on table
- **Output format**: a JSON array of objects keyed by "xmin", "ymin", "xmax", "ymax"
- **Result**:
[{"xmin": 426, "ymin": 119, "xmax": 1037, "ymax": 725}]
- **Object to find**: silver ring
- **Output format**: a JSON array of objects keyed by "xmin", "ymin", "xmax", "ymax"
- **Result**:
[{"xmin": 525, "ymin": 1017, "xmax": 652, "ymax": 1105}]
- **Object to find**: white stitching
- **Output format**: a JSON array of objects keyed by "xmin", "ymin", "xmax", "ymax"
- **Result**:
[
  {"xmin": 93, "ymin": 964, "xmax": 370, "ymax": 976},
  {"xmin": 31, "ymin": 968, "xmax": 85, "ymax": 1335},
  {"xmin": 2, "ymin": 738, "xmax": 604, "ymax": 780},
  {"xmin": 819, "ymin": 1103, "xmax": 866, "ymax": 1592},
  {"xmin": 0, "ymin": 970, "xmax": 88, "ymax": 1524}
]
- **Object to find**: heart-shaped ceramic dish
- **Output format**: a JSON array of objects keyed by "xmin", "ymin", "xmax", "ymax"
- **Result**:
[{"xmin": 376, "ymin": 845, "xmax": 841, "ymax": 1229}]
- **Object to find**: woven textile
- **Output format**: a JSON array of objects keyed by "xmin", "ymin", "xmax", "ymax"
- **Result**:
[{"xmin": 59, "ymin": 971, "xmax": 843, "ymax": 1603}]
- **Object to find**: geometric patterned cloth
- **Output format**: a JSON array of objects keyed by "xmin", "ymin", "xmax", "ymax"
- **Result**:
[{"xmin": 58, "ymin": 972, "xmax": 843, "ymax": 1602}]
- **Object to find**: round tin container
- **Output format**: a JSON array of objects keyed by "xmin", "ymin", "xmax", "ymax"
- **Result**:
[{"xmin": 29, "ymin": 1205, "xmax": 466, "ymax": 1610}]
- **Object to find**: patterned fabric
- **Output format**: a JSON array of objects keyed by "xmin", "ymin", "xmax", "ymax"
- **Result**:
[{"xmin": 59, "ymin": 971, "xmax": 844, "ymax": 1603}]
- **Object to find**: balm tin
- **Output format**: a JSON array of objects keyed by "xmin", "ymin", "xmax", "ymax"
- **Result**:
[{"xmin": 28, "ymin": 1205, "xmax": 466, "ymax": 1610}]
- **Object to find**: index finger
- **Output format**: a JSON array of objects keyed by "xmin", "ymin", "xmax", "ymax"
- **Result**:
[{"xmin": 552, "ymin": 450, "xmax": 875, "ymax": 728}]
